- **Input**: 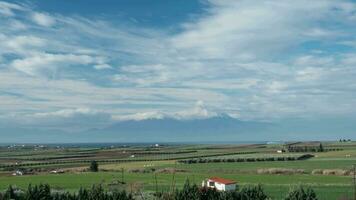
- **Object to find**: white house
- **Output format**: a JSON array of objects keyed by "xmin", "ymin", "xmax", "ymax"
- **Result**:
[
  {"xmin": 50, "ymin": 169, "xmax": 64, "ymax": 174},
  {"xmin": 202, "ymin": 177, "xmax": 236, "ymax": 191}
]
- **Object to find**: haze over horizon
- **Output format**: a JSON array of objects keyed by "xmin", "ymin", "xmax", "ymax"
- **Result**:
[{"xmin": 1, "ymin": 0, "xmax": 356, "ymax": 143}]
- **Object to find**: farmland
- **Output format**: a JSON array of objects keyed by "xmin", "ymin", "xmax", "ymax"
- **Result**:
[{"xmin": 0, "ymin": 141, "xmax": 355, "ymax": 200}]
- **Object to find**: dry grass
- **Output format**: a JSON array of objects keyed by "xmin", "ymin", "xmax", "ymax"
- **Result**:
[
  {"xmin": 256, "ymin": 168, "xmax": 305, "ymax": 175},
  {"xmin": 155, "ymin": 168, "xmax": 188, "ymax": 173},
  {"xmin": 311, "ymin": 169, "xmax": 351, "ymax": 176}
]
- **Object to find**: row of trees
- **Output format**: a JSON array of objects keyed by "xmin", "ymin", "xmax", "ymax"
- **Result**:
[
  {"xmin": 0, "ymin": 181, "xmax": 318, "ymax": 200},
  {"xmin": 179, "ymin": 154, "xmax": 314, "ymax": 164},
  {"xmin": 286, "ymin": 144, "xmax": 324, "ymax": 153}
]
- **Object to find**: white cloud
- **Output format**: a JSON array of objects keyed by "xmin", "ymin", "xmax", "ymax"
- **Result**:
[
  {"xmin": 3, "ymin": 35, "xmax": 46, "ymax": 54},
  {"xmin": 111, "ymin": 101, "xmax": 217, "ymax": 121},
  {"xmin": 10, "ymin": 53, "xmax": 102, "ymax": 76},
  {"xmin": 112, "ymin": 111, "xmax": 167, "ymax": 121},
  {"xmin": 294, "ymin": 55, "xmax": 334, "ymax": 67},
  {"xmin": 171, "ymin": 0, "xmax": 350, "ymax": 60},
  {"xmin": 94, "ymin": 63, "xmax": 112, "ymax": 70},
  {"xmin": 31, "ymin": 12, "xmax": 56, "ymax": 27},
  {"xmin": 33, "ymin": 108, "xmax": 100, "ymax": 118},
  {"xmin": 175, "ymin": 100, "xmax": 217, "ymax": 119},
  {"xmin": 341, "ymin": 53, "xmax": 356, "ymax": 65},
  {"xmin": 25, "ymin": 108, "xmax": 112, "ymax": 130},
  {"xmin": 266, "ymin": 81, "xmax": 287, "ymax": 94},
  {"xmin": 296, "ymin": 67, "xmax": 324, "ymax": 81}
]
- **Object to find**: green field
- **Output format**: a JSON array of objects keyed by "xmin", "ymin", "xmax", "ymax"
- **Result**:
[{"xmin": 0, "ymin": 142, "xmax": 355, "ymax": 200}]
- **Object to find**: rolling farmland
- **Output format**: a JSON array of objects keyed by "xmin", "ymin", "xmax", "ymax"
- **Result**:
[{"xmin": 0, "ymin": 142, "xmax": 355, "ymax": 199}]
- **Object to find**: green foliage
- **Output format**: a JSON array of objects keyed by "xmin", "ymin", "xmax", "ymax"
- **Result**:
[
  {"xmin": 318, "ymin": 144, "xmax": 324, "ymax": 152},
  {"xmin": 89, "ymin": 161, "xmax": 98, "ymax": 172},
  {"xmin": 0, "ymin": 184, "xmax": 133, "ymax": 200},
  {"xmin": 169, "ymin": 180, "xmax": 268, "ymax": 200},
  {"xmin": 174, "ymin": 180, "xmax": 200, "ymax": 200},
  {"xmin": 239, "ymin": 185, "xmax": 268, "ymax": 200},
  {"xmin": 179, "ymin": 154, "xmax": 314, "ymax": 164},
  {"xmin": 26, "ymin": 184, "xmax": 52, "ymax": 200},
  {"xmin": 4, "ymin": 185, "xmax": 17, "ymax": 200},
  {"xmin": 285, "ymin": 186, "xmax": 318, "ymax": 200}
]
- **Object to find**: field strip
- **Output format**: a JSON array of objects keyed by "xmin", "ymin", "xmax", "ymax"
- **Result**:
[{"xmin": 0, "ymin": 151, "xmax": 258, "ymax": 169}]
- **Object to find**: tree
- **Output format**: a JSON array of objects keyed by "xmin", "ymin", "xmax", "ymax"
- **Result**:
[
  {"xmin": 318, "ymin": 143, "xmax": 324, "ymax": 152},
  {"xmin": 89, "ymin": 160, "xmax": 99, "ymax": 172}
]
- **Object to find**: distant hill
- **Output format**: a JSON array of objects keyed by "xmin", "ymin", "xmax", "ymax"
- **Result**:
[
  {"xmin": 84, "ymin": 115, "xmax": 272, "ymax": 142},
  {"xmin": 2, "ymin": 115, "xmax": 355, "ymax": 143}
]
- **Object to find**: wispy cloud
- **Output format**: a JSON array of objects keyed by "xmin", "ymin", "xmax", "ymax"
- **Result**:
[{"xmin": 0, "ymin": 1, "xmax": 24, "ymax": 16}]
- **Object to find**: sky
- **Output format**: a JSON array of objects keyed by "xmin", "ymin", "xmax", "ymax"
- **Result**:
[{"xmin": 0, "ymin": 0, "xmax": 356, "ymax": 142}]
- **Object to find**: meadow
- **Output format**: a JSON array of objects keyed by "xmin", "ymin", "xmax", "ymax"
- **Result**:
[{"xmin": 0, "ymin": 142, "xmax": 355, "ymax": 200}]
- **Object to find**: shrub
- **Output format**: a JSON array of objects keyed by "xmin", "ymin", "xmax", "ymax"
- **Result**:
[
  {"xmin": 3, "ymin": 185, "xmax": 17, "ymax": 200},
  {"xmin": 240, "ymin": 185, "xmax": 268, "ymax": 200},
  {"xmin": 175, "ymin": 180, "xmax": 200, "ymax": 200},
  {"xmin": 285, "ymin": 186, "xmax": 318, "ymax": 200}
]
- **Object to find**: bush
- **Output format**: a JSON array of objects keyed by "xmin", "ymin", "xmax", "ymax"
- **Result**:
[{"xmin": 285, "ymin": 186, "xmax": 318, "ymax": 200}]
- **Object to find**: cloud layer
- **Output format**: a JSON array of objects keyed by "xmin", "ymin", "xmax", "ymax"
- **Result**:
[{"xmin": 0, "ymin": 0, "xmax": 356, "ymax": 135}]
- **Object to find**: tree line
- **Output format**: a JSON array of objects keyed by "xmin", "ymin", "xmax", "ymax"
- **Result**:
[
  {"xmin": 286, "ymin": 144, "xmax": 324, "ymax": 153},
  {"xmin": 0, "ymin": 181, "xmax": 319, "ymax": 200},
  {"xmin": 179, "ymin": 154, "xmax": 314, "ymax": 164}
]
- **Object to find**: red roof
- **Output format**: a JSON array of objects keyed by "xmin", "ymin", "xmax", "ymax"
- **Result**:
[{"xmin": 208, "ymin": 177, "xmax": 236, "ymax": 185}]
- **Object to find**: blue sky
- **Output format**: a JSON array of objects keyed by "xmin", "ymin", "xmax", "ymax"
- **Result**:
[{"xmin": 1, "ymin": 0, "xmax": 356, "ymax": 142}]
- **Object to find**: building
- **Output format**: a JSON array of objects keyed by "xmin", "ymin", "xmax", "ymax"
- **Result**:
[
  {"xmin": 12, "ymin": 170, "xmax": 23, "ymax": 176},
  {"xmin": 277, "ymin": 149, "xmax": 285, "ymax": 153},
  {"xmin": 202, "ymin": 177, "xmax": 236, "ymax": 191},
  {"xmin": 50, "ymin": 169, "xmax": 64, "ymax": 174}
]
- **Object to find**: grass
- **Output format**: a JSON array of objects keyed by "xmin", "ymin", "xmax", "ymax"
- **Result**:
[
  {"xmin": 0, "ymin": 172, "xmax": 353, "ymax": 200},
  {"xmin": 100, "ymin": 160, "xmax": 176, "ymax": 170}
]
